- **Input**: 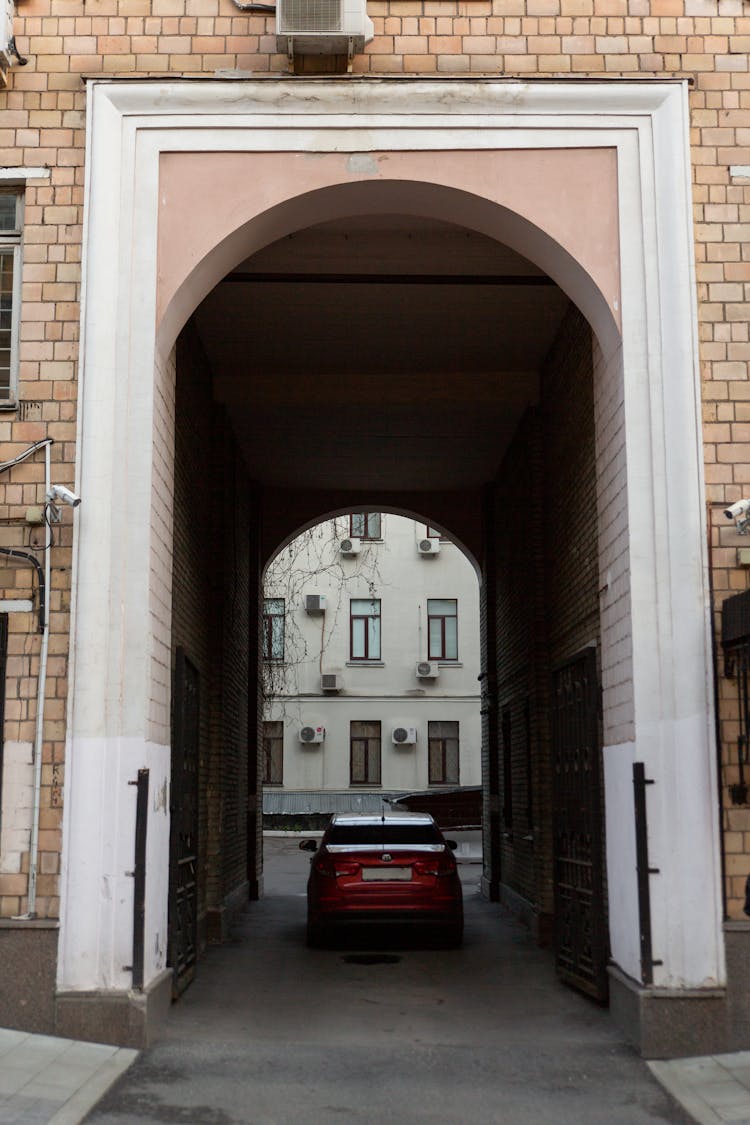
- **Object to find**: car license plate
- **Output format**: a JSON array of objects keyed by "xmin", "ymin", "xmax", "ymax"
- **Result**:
[{"xmin": 362, "ymin": 867, "xmax": 411, "ymax": 881}]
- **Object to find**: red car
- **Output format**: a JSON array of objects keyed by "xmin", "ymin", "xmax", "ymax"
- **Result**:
[{"xmin": 300, "ymin": 811, "xmax": 463, "ymax": 947}]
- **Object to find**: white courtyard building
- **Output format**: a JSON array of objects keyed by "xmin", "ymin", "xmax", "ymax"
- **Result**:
[{"xmin": 262, "ymin": 513, "xmax": 481, "ymax": 817}]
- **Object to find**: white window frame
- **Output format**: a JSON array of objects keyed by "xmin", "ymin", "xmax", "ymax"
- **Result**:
[{"xmin": 0, "ymin": 189, "xmax": 23, "ymax": 407}]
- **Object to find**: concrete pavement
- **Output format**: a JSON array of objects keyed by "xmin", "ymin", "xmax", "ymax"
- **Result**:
[
  {"xmin": 2, "ymin": 834, "xmax": 750, "ymax": 1123},
  {"xmin": 0, "ymin": 1030, "xmax": 136, "ymax": 1124}
]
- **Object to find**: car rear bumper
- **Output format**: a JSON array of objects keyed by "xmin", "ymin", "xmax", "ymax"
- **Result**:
[{"xmin": 309, "ymin": 901, "xmax": 463, "ymax": 926}]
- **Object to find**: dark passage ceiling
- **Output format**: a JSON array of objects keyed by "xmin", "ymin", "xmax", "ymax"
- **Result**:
[{"xmin": 193, "ymin": 216, "xmax": 570, "ymax": 491}]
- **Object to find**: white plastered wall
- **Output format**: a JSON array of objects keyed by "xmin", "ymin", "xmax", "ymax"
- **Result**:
[{"xmin": 59, "ymin": 78, "xmax": 721, "ymax": 997}]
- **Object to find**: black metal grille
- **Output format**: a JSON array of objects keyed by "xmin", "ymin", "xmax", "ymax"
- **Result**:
[
  {"xmin": 0, "ymin": 615, "xmax": 7, "ymax": 834},
  {"xmin": 552, "ymin": 647, "xmax": 608, "ymax": 1001},
  {"xmin": 168, "ymin": 648, "xmax": 200, "ymax": 994},
  {"xmin": 723, "ymin": 589, "xmax": 750, "ymax": 647},
  {"xmin": 722, "ymin": 591, "xmax": 750, "ymax": 804}
]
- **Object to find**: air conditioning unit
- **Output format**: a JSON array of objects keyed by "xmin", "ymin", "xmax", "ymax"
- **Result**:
[
  {"xmin": 417, "ymin": 538, "xmax": 440, "ymax": 556},
  {"xmin": 392, "ymin": 726, "xmax": 417, "ymax": 746},
  {"xmin": 276, "ymin": 0, "xmax": 374, "ymax": 57},
  {"xmin": 305, "ymin": 593, "xmax": 327, "ymax": 615},
  {"xmin": 320, "ymin": 672, "xmax": 341, "ymax": 692},
  {"xmin": 299, "ymin": 725, "xmax": 326, "ymax": 745},
  {"xmin": 0, "ymin": 0, "xmax": 21, "ymax": 72},
  {"xmin": 415, "ymin": 661, "xmax": 439, "ymax": 680},
  {"xmin": 340, "ymin": 537, "xmax": 361, "ymax": 557}
]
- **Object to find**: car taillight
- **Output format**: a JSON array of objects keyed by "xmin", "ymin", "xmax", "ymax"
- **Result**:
[
  {"xmin": 334, "ymin": 861, "xmax": 360, "ymax": 877},
  {"xmin": 314, "ymin": 857, "xmax": 360, "ymax": 878},
  {"xmin": 415, "ymin": 855, "xmax": 456, "ymax": 877}
]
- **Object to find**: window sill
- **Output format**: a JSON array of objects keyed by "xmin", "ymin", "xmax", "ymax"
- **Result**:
[
  {"xmin": 0, "ymin": 400, "xmax": 18, "ymax": 412},
  {"xmin": 346, "ymin": 660, "xmax": 385, "ymax": 667},
  {"xmin": 437, "ymin": 661, "xmax": 463, "ymax": 668}
]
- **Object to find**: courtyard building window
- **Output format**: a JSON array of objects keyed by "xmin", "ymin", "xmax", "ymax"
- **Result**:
[
  {"xmin": 350, "ymin": 597, "xmax": 381, "ymax": 660},
  {"xmin": 427, "ymin": 599, "xmax": 458, "ymax": 661},
  {"xmin": 350, "ymin": 512, "xmax": 381, "ymax": 539},
  {"xmin": 428, "ymin": 720, "xmax": 459, "ymax": 785},
  {"xmin": 0, "ymin": 192, "xmax": 23, "ymax": 405},
  {"xmin": 350, "ymin": 720, "xmax": 381, "ymax": 785},
  {"xmin": 263, "ymin": 720, "xmax": 283, "ymax": 785},
  {"xmin": 263, "ymin": 598, "xmax": 285, "ymax": 661}
]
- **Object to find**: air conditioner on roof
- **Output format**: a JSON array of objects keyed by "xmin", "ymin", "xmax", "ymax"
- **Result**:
[
  {"xmin": 415, "ymin": 661, "xmax": 439, "ymax": 680},
  {"xmin": 417, "ymin": 538, "xmax": 440, "ymax": 556},
  {"xmin": 276, "ymin": 0, "xmax": 373, "ymax": 56},
  {"xmin": 299, "ymin": 725, "xmax": 326, "ymax": 745},
  {"xmin": 340, "ymin": 537, "xmax": 361, "ymax": 557},
  {"xmin": 392, "ymin": 726, "xmax": 417, "ymax": 746}
]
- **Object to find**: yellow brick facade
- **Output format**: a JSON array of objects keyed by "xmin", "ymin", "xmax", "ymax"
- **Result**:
[{"xmin": 0, "ymin": 0, "xmax": 749, "ymax": 921}]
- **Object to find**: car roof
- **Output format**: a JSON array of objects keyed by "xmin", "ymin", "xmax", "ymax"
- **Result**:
[{"xmin": 329, "ymin": 811, "xmax": 436, "ymax": 827}]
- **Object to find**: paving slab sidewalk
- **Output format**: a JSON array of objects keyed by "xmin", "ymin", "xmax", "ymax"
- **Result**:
[
  {"xmin": 650, "ymin": 1053, "xmax": 750, "ymax": 1125},
  {"xmin": 0, "ymin": 1029, "xmax": 136, "ymax": 1125}
]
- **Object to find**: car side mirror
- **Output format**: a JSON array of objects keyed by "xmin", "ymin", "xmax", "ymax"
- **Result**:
[
  {"xmin": 446, "ymin": 840, "xmax": 458, "ymax": 851},
  {"xmin": 299, "ymin": 839, "xmax": 318, "ymax": 852}
]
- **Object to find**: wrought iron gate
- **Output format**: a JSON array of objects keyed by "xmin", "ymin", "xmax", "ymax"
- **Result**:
[
  {"xmin": 168, "ymin": 647, "xmax": 200, "ymax": 995},
  {"xmin": 552, "ymin": 646, "xmax": 609, "ymax": 1001},
  {"xmin": 722, "ymin": 589, "xmax": 750, "ymax": 805}
]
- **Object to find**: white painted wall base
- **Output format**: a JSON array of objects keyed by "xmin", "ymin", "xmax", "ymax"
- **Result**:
[{"xmin": 0, "ymin": 741, "xmax": 33, "ymax": 876}]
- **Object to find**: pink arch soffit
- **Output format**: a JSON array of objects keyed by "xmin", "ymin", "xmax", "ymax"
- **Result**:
[{"xmin": 156, "ymin": 159, "xmax": 622, "ymax": 360}]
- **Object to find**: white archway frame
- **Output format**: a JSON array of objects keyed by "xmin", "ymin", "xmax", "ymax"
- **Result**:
[{"xmin": 59, "ymin": 79, "xmax": 721, "ymax": 1004}]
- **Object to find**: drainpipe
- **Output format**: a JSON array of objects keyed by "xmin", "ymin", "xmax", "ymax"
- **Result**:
[
  {"xmin": 25, "ymin": 438, "xmax": 52, "ymax": 917},
  {"xmin": 0, "ymin": 438, "xmax": 54, "ymax": 919}
]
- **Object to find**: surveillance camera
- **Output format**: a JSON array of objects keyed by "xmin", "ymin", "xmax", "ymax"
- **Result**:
[
  {"xmin": 48, "ymin": 484, "xmax": 81, "ymax": 508},
  {"xmin": 725, "ymin": 499, "xmax": 750, "ymax": 521}
]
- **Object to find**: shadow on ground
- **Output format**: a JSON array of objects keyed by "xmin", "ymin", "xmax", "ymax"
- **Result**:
[{"xmin": 83, "ymin": 836, "xmax": 690, "ymax": 1125}]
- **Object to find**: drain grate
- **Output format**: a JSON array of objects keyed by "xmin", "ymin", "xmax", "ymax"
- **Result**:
[{"xmin": 342, "ymin": 953, "xmax": 402, "ymax": 965}]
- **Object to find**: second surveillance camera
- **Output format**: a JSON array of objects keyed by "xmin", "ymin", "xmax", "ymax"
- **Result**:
[
  {"xmin": 725, "ymin": 499, "xmax": 750, "ymax": 521},
  {"xmin": 48, "ymin": 484, "xmax": 81, "ymax": 508}
]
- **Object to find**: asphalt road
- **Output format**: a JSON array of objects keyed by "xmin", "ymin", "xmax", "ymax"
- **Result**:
[{"xmin": 83, "ymin": 835, "xmax": 689, "ymax": 1125}]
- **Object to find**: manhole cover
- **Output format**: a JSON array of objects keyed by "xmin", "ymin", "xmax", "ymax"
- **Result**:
[{"xmin": 342, "ymin": 953, "xmax": 402, "ymax": 965}]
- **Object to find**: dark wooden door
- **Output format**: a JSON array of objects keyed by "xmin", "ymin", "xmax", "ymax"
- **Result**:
[
  {"xmin": 168, "ymin": 647, "xmax": 200, "ymax": 995},
  {"xmin": 552, "ymin": 646, "xmax": 608, "ymax": 1001}
]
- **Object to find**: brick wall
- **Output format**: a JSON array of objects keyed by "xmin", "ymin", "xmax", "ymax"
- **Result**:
[
  {"xmin": 491, "ymin": 305, "xmax": 600, "ymax": 932},
  {"xmin": 171, "ymin": 322, "xmax": 254, "ymax": 948},
  {"xmin": 172, "ymin": 325, "xmax": 214, "ymax": 949},
  {"xmin": 0, "ymin": 435, "xmax": 70, "ymax": 920},
  {"xmin": 0, "ymin": 0, "xmax": 749, "ymax": 921}
]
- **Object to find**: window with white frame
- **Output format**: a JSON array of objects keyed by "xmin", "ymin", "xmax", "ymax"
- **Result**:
[
  {"xmin": 262, "ymin": 598, "xmax": 285, "ymax": 661},
  {"xmin": 0, "ymin": 192, "xmax": 22, "ymax": 405},
  {"xmin": 427, "ymin": 599, "xmax": 458, "ymax": 661},
  {"xmin": 350, "ymin": 512, "xmax": 381, "ymax": 540},
  {"xmin": 350, "ymin": 597, "xmax": 381, "ymax": 660}
]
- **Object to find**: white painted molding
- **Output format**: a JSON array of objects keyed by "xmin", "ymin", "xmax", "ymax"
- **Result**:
[
  {"xmin": 0, "ymin": 599, "xmax": 32, "ymax": 612},
  {"xmin": 60, "ymin": 78, "xmax": 721, "ymax": 997},
  {"xmin": 0, "ymin": 167, "xmax": 51, "ymax": 180}
]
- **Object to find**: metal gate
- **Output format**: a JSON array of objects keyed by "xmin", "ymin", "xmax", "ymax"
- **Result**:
[
  {"xmin": 552, "ymin": 646, "xmax": 608, "ymax": 1001},
  {"xmin": 722, "ymin": 589, "xmax": 750, "ymax": 806},
  {"xmin": 168, "ymin": 647, "xmax": 200, "ymax": 995}
]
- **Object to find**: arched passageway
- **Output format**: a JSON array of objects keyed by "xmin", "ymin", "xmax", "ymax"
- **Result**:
[{"xmin": 60, "ymin": 81, "xmax": 720, "ymax": 1057}]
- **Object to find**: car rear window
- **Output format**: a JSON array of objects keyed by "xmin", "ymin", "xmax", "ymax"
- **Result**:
[{"xmin": 327, "ymin": 824, "xmax": 442, "ymax": 845}]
